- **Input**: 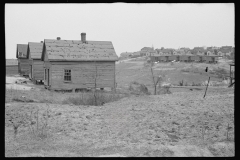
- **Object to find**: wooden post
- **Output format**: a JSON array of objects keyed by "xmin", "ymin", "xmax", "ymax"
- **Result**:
[
  {"xmin": 203, "ymin": 77, "xmax": 210, "ymax": 98},
  {"xmin": 114, "ymin": 62, "xmax": 116, "ymax": 93},
  {"xmin": 230, "ymin": 65, "xmax": 232, "ymax": 85}
]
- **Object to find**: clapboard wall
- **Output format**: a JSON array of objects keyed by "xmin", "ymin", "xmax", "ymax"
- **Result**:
[
  {"xmin": 30, "ymin": 60, "xmax": 44, "ymax": 81},
  {"xmin": 6, "ymin": 65, "xmax": 18, "ymax": 75},
  {"xmin": 46, "ymin": 61, "xmax": 115, "ymax": 90},
  {"xmin": 18, "ymin": 59, "xmax": 30, "ymax": 76}
]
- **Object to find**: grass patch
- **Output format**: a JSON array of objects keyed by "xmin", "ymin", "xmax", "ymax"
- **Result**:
[{"xmin": 62, "ymin": 91, "xmax": 126, "ymax": 106}]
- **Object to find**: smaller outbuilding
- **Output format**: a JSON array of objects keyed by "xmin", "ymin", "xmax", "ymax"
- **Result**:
[
  {"xmin": 16, "ymin": 44, "xmax": 29, "ymax": 76},
  {"xmin": 27, "ymin": 42, "xmax": 44, "ymax": 84},
  {"xmin": 6, "ymin": 59, "xmax": 18, "ymax": 75}
]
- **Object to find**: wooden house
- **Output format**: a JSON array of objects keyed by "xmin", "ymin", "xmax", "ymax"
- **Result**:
[
  {"xmin": 190, "ymin": 55, "xmax": 203, "ymax": 62},
  {"xmin": 141, "ymin": 47, "xmax": 154, "ymax": 56},
  {"xmin": 27, "ymin": 42, "xmax": 44, "ymax": 83},
  {"xmin": 169, "ymin": 55, "xmax": 180, "ymax": 61},
  {"xmin": 120, "ymin": 52, "xmax": 133, "ymax": 58},
  {"xmin": 180, "ymin": 55, "xmax": 191, "ymax": 62},
  {"xmin": 131, "ymin": 51, "xmax": 141, "ymax": 58},
  {"xmin": 6, "ymin": 59, "xmax": 18, "ymax": 75},
  {"xmin": 204, "ymin": 56, "xmax": 220, "ymax": 63},
  {"xmin": 16, "ymin": 44, "xmax": 29, "ymax": 76},
  {"xmin": 41, "ymin": 33, "xmax": 119, "ymax": 91},
  {"xmin": 218, "ymin": 46, "xmax": 232, "ymax": 57}
]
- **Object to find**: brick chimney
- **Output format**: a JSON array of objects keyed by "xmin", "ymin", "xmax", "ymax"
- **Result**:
[
  {"xmin": 81, "ymin": 33, "xmax": 86, "ymax": 43},
  {"xmin": 57, "ymin": 37, "xmax": 61, "ymax": 40}
]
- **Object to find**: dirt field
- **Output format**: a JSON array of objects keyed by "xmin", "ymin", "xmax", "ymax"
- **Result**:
[{"xmin": 5, "ymin": 59, "xmax": 234, "ymax": 157}]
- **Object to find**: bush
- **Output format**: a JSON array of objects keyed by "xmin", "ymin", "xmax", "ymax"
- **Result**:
[
  {"xmin": 179, "ymin": 80, "xmax": 184, "ymax": 86},
  {"xmin": 129, "ymin": 82, "xmax": 150, "ymax": 95},
  {"xmin": 157, "ymin": 85, "xmax": 171, "ymax": 94}
]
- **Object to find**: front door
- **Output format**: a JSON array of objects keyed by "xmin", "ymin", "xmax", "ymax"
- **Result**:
[{"xmin": 47, "ymin": 69, "xmax": 50, "ymax": 86}]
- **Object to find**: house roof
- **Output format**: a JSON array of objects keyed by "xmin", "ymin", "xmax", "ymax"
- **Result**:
[
  {"xmin": 141, "ymin": 47, "xmax": 153, "ymax": 51},
  {"xmin": 42, "ymin": 39, "xmax": 118, "ymax": 61},
  {"xmin": 219, "ymin": 47, "xmax": 232, "ymax": 53},
  {"xmin": 27, "ymin": 42, "xmax": 44, "ymax": 59},
  {"xmin": 6, "ymin": 59, "xmax": 18, "ymax": 66},
  {"xmin": 120, "ymin": 52, "xmax": 133, "ymax": 57},
  {"xmin": 16, "ymin": 44, "xmax": 28, "ymax": 58}
]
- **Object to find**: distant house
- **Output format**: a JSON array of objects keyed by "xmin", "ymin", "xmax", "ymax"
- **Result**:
[
  {"xmin": 131, "ymin": 51, "xmax": 141, "ymax": 58},
  {"xmin": 140, "ymin": 47, "xmax": 154, "ymax": 56},
  {"xmin": 120, "ymin": 52, "xmax": 133, "ymax": 58},
  {"xmin": 191, "ymin": 47, "xmax": 206, "ymax": 55},
  {"xmin": 27, "ymin": 41, "xmax": 44, "ymax": 83},
  {"xmin": 218, "ymin": 46, "xmax": 232, "ymax": 57},
  {"xmin": 16, "ymin": 44, "xmax": 29, "ymax": 76},
  {"xmin": 173, "ymin": 49, "xmax": 185, "ymax": 55},
  {"xmin": 157, "ymin": 49, "xmax": 173, "ymax": 55},
  {"xmin": 41, "ymin": 33, "xmax": 118, "ymax": 91},
  {"xmin": 6, "ymin": 59, "xmax": 18, "ymax": 75},
  {"xmin": 146, "ymin": 50, "xmax": 158, "ymax": 56}
]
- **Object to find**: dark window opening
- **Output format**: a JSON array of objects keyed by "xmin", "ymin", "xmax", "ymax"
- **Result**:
[{"xmin": 64, "ymin": 69, "xmax": 71, "ymax": 81}]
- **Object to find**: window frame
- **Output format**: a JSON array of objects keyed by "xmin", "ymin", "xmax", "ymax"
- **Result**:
[{"xmin": 64, "ymin": 69, "xmax": 72, "ymax": 83}]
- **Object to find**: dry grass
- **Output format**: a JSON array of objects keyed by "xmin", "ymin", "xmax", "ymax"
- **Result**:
[{"xmin": 5, "ymin": 60, "xmax": 234, "ymax": 157}]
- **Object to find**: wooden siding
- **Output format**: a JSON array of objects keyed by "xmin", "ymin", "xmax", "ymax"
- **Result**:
[
  {"xmin": 49, "ymin": 61, "xmax": 115, "ymax": 90},
  {"xmin": 190, "ymin": 56, "xmax": 201, "ymax": 61},
  {"xmin": 18, "ymin": 59, "xmax": 30, "ymax": 75},
  {"xmin": 32, "ymin": 60, "xmax": 44, "ymax": 80},
  {"xmin": 6, "ymin": 65, "xmax": 18, "ymax": 75},
  {"xmin": 169, "ymin": 55, "xmax": 179, "ymax": 61},
  {"xmin": 180, "ymin": 55, "xmax": 190, "ymax": 61}
]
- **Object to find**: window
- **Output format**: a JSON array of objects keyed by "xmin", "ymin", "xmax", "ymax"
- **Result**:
[{"xmin": 64, "ymin": 69, "xmax": 71, "ymax": 82}]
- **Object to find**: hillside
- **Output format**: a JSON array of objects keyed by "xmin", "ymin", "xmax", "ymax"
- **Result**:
[{"xmin": 5, "ymin": 59, "xmax": 234, "ymax": 157}]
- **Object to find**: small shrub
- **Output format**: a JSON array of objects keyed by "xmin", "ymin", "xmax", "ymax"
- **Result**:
[
  {"xmin": 129, "ymin": 82, "xmax": 150, "ymax": 95},
  {"xmin": 179, "ymin": 80, "xmax": 184, "ymax": 86}
]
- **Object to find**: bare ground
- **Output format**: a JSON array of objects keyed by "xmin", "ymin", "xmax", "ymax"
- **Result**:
[
  {"xmin": 5, "ymin": 60, "xmax": 234, "ymax": 157},
  {"xmin": 5, "ymin": 87, "xmax": 234, "ymax": 157}
]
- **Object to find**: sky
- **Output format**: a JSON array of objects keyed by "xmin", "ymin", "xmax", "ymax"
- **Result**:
[{"xmin": 5, "ymin": 3, "xmax": 234, "ymax": 59}]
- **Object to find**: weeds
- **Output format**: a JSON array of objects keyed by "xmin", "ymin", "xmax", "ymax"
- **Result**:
[
  {"xmin": 62, "ymin": 91, "xmax": 125, "ymax": 106},
  {"xmin": 178, "ymin": 80, "xmax": 184, "ymax": 86},
  {"xmin": 25, "ymin": 106, "xmax": 51, "ymax": 140}
]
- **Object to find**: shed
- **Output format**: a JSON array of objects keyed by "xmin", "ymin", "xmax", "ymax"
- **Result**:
[
  {"xmin": 41, "ymin": 33, "xmax": 119, "ymax": 91},
  {"xmin": 16, "ymin": 44, "xmax": 29, "ymax": 76},
  {"xmin": 27, "ymin": 42, "xmax": 44, "ymax": 83},
  {"xmin": 6, "ymin": 59, "xmax": 18, "ymax": 75}
]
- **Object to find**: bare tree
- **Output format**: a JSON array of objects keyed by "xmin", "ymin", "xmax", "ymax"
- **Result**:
[{"xmin": 150, "ymin": 62, "xmax": 161, "ymax": 95}]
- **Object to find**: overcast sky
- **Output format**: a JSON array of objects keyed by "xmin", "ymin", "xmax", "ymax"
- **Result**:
[{"xmin": 5, "ymin": 3, "xmax": 234, "ymax": 59}]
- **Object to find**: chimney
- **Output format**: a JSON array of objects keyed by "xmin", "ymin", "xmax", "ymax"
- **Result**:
[
  {"xmin": 40, "ymin": 41, "xmax": 43, "ymax": 43},
  {"xmin": 57, "ymin": 37, "xmax": 61, "ymax": 40},
  {"xmin": 81, "ymin": 33, "xmax": 86, "ymax": 43}
]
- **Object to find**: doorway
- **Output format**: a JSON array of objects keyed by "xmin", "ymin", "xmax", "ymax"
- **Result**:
[{"xmin": 47, "ymin": 69, "xmax": 50, "ymax": 86}]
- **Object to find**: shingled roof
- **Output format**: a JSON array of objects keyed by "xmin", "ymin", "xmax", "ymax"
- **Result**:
[
  {"xmin": 27, "ymin": 42, "xmax": 44, "ymax": 59},
  {"xmin": 42, "ymin": 39, "xmax": 118, "ymax": 61},
  {"xmin": 16, "ymin": 44, "xmax": 28, "ymax": 58}
]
